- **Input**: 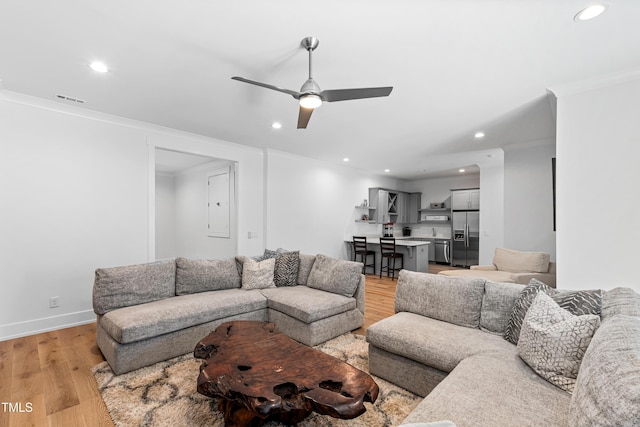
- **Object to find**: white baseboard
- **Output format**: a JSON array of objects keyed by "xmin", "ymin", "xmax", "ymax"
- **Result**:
[{"xmin": 0, "ymin": 310, "xmax": 96, "ymax": 341}]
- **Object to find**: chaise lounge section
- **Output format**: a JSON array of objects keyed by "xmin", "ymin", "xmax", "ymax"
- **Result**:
[
  {"xmin": 93, "ymin": 252, "xmax": 365, "ymax": 375},
  {"xmin": 367, "ymin": 270, "xmax": 640, "ymax": 426}
]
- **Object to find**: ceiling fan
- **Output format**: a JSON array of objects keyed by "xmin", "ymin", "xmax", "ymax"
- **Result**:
[{"xmin": 232, "ymin": 37, "xmax": 393, "ymax": 129}]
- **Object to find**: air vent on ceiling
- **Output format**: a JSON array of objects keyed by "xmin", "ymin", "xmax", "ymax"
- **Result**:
[{"xmin": 55, "ymin": 94, "xmax": 85, "ymax": 104}]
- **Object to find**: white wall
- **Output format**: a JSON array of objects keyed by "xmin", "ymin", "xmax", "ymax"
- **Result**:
[
  {"xmin": 478, "ymin": 164, "xmax": 505, "ymax": 265},
  {"xmin": 554, "ymin": 73, "xmax": 640, "ymax": 291},
  {"xmin": 174, "ymin": 161, "xmax": 237, "ymax": 258},
  {"xmin": 503, "ymin": 141, "xmax": 556, "ymax": 260},
  {"xmin": 264, "ymin": 150, "xmax": 400, "ymax": 259},
  {"xmin": 155, "ymin": 173, "xmax": 176, "ymax": 259},
  {"xmin": 0, "ymin": 92, "xmax": 265, "ymax": 340}
]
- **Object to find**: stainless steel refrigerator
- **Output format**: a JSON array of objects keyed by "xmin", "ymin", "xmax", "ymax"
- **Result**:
[{"xmin": 451, "ymin": 211, "xmax": 479, "ymax": 267}]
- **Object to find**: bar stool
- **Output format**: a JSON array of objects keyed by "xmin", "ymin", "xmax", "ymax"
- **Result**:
[
  {"xmin": 353, "ymin": 236, "xmax": 376, "ymax": 274},
  {"xmin": 379, "ymin": 237, "xmax": 404, "ymax": 279}
]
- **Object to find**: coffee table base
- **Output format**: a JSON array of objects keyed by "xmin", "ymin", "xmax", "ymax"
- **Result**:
[{"xmin": 219, "ymin": 399, "xmax": 310, "ymax": 427}]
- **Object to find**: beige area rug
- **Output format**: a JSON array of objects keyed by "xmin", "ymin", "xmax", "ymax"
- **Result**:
[{"xmin": 92, "ymin": 334, "xmax": 421, "ymax": 426}]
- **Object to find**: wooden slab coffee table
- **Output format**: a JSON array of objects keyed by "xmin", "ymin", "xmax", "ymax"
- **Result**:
[{"xmin": 194, "ymin": 321, "xmax": 379, "ymax": 426}]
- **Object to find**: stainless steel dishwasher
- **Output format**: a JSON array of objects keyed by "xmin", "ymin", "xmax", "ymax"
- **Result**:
[{"xmin": 434, "ymin": 239, "xmax": 450, "ymax": 264}]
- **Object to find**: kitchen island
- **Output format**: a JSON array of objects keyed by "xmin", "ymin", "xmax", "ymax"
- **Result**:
[{"xmin": 345, "ymin": 237, "xmax": 430, "ymax": 274}]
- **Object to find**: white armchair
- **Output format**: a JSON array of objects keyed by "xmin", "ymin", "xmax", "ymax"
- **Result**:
[{"xmin": 438, "ymin": 248, "xmax": 556, "ymax": 288}]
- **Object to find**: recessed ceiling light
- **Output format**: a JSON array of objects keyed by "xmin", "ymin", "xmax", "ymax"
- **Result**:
[
  {"xmin": 474, "ymin": 132, "xmax": 485, "ymax": 139},
  {"xmin": 574, "ymin": 4, "xmax": 608, "ymax": 22},
  {"xmin": 89, "ymin": 61, "xmax": 109, "ymax": 73},
  {"xmin": 384, "ymin": 169, "xmax": 390, "ymax": 173},
  {"xmin": 343, "ymin": 158, "xmax": 350, "ymax": 162},
  {"xmin": 459, "ymin": 168, "xmax": 466, "ymax": 173},
  {"xmin": 271, "ymin": 122, "xmax": 282, "ymax": 129}
]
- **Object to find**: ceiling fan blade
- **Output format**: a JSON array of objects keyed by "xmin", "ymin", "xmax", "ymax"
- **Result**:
[
  {"xmin": 297, "ymin": 106, "xmax": 314, "ymax": 129},
  {"xmin": 231, "ymin": 76, "xmax": 301, "ymax": 99},
  {"xmin": 321, "ymin": 87, "xmax": 393, "ymax": 102}
]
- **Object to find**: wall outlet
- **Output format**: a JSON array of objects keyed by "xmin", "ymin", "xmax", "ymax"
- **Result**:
[
  {"xmin": 247, "ymin": 231, "xmax": 258, "ymax": 239},
  {"xmin": 49, "ymin": 296, "xmax": 60, "ymax": 309}
]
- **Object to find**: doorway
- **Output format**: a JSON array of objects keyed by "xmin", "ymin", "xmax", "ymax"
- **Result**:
[{"xmin": 154, "ymin": 148, "xmax": 237, "ymax": 260}]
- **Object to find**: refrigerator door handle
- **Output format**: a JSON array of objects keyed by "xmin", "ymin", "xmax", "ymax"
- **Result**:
[
  {"xmin": 465, "ymin": 224, "xmax": 469, "ymax": 247},
  {"xmin": 444, "ymin": 243, "xmax": 450, "ymax": 263}
]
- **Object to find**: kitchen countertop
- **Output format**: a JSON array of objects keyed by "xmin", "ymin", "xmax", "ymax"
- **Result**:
[{"xmin": 345, "ymin": 237, "xmax": 432, "ymax": 246}]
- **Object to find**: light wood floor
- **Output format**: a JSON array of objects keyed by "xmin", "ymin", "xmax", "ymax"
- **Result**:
[{"xmin": 0, "ymin": 263, "xmax": 461, "ymax": 426}]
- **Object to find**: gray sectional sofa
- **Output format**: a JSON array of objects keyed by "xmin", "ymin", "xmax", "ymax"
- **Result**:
[
  {"xmin": 367, "ymin": 270, "xmax": 640, "ymax": 427},
  {"xmin": 93, "ymin": 252, "xmax": 365, "ymax": 375}
]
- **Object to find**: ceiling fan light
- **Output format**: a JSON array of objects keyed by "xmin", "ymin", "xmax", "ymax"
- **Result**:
[{"xmin": 299, "ymin": 94, "xmax": 322, "ymax": 109}]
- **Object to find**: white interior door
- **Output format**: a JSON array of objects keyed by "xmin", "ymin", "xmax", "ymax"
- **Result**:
[{"xmin": 208, "ymin": 167, "xmax": 231, "ymax": 238}]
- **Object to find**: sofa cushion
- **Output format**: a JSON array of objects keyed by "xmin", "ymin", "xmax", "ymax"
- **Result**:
[
  {"xmin": 263, "ymin": 249, "xmax": 300, "ymax": 287},
  {"xmin": 366, "ymin": 312, "xmax": 516, "ymax": 374},
  {"xmin": 504, "ymin": 279, "xmax": 558, "ymax": 344},
  {"xmin": 601, "ymin": 287, "xmax": 640, "ymax": 321},
  {"xmin": 480, "ymin": 281, "xmax": 524, "ymax": 335},
  {"xmin": 296, "ymin": 253, "xmax": 316, "ymax": 285},
  {"xmin": 175, "ymin": 257, "xmax": 240, "ymax": 295},
  {"xmin": 400, "ymin": 352, "xmax": 571, "ymax": 427},
  {"xmin": 306, "ymin": 254, "xmax": 362, "ymax": 297},
  {"xmin": 493, "ymin": 248, "xmax": 550, "ymax": 273},
  {"xmin": 240, "ymin": 257, "xmax": 276, "ymax": 290},
  {"xmin": 101, "ymin": 289, "xmax": 266, "ymax": 344},
  {"xmin": 517, "ymin": 293, "xmax": 600, "ymax": 393},
  {"xmin": 568, "ymin": 315, "xmax": 640, "ymax": 426},
  {"xmin": 93, "ymin": 260, "xmax": 176, "ymax": 315},
  {"xmin": 395, "ymin": 271, "xmax": 486, "ymax": 329},
  {"xmin": 260, "ymin": 286, "xmax": 356, "ymax": 323},
  {"xmin": 100, "ymin": 289, "xmax": 268, "ymax": 344}
]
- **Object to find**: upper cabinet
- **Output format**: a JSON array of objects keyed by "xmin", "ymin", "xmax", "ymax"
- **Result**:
[
  {"xmin": 369, "ymin": 188, "xmax": 422, "ymax": 224},
  {"xmin": 406, "ymin": 192, "xmax": 421, "ymax": 224},
  {"xmin": 451, "ymin": 189, "xmax": 480, "ymax": 210}
]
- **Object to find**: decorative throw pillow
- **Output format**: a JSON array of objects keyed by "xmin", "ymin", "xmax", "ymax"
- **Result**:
[
  {"xmin": 517, "ymin": 292, "xmax": 600, "ymax": 393},
  {"xmin": 504, "ymin": 279, "xmax": 559, "ymax": 344},
  {"xmin": 235, "ymin": 254, "xmax": 265, "ymax": 277},
  {"xmin": 240, "ymin": 258, "xmax": 276, "ymax": 290},
  {"xmin": 263, "ymin": 249, "xmax": 300, "ymax": 287},
  {"xmin": 551, "ymin": 290, "xmax": 603, "ymax": 317}
]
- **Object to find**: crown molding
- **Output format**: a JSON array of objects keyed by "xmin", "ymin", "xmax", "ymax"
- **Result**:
[{"xmin": 548, "ymin": 67, "xmax": 640, "ymax": 98}]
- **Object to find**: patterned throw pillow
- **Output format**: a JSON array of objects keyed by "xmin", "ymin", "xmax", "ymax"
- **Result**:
[
  {"xmin": 240, "ymin": 258, "xmax": 276, "ymax": 290},
  {"xmin": 517, "ymin": 292, "xmax": 600, "ymax": 393},
  {"xmin": 504, "ymin": 279, "xmax": 559, "ymax": 344},
  {"xmin": 263, "ymin": 249, "xmax": 300, "ymax": 287},
  {"xmin": 551, "ymin": 290, "xmax": 603, "ymax": 317},
  {"xmin": 504, "ymin": 280, "xmax": 604, "ymax": 345}
]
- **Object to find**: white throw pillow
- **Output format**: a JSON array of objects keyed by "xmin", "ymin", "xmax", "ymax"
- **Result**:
[
  {"xmin": 241, "ymin": 257, "xmax": 276, "ymax": 290},
  {"xmin": 517, "ymin": 292, "xmax": 600, "ymax": 393}
]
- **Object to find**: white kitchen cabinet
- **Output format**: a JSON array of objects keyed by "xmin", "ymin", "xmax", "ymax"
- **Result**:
[{"xmin": 451, "ymin": 189, "xmax": 480, "ymax": 210}]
